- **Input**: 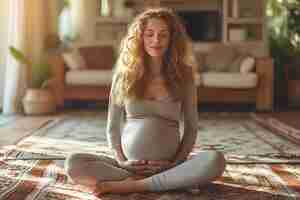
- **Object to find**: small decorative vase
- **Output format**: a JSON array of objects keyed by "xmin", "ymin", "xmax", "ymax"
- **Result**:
[{"xmin": 22, "ymin": 89, "xmax": 56, "ymax": 115}]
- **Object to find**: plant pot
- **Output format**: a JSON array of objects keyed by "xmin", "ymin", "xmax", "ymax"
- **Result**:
[{"xmin": 22, "ymin": 88, "xmax": 56, "ymax": 115}]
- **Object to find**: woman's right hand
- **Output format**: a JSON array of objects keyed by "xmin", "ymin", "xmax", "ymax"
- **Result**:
[
  {"xmin": 118, "ymin": 160, "xmax": 149, "ymax": 172},
  {"xmin": 118, "ymin": 160, "xmax": 176, "ymax": 176}
]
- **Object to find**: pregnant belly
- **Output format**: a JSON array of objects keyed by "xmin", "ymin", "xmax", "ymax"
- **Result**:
[{"xmin": 121, "ymin": 118, "xmax": 180, "ymax": 161}]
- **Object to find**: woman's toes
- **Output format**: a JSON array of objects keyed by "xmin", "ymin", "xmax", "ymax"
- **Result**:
[{"xmin": 94, "ymin": 182, "xmax": 112, "ymax": 195}]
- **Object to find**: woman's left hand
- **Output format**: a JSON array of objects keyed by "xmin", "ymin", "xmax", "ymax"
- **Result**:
[
  {"xmin": 145, "ymin": 160, "xmax": 176, "ymax": 172},
  {"xmin": 131, "ymin": 160, "xmax": 177, "ymax": 176}
]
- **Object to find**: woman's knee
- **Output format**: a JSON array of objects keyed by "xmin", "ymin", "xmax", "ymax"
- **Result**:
[
  {"xmin": 64, "ymin": 153, "xmax": 87, "ymax": 176},
  {"xmin": 64, "ymin": 153, "xmax": 95, "ymax": 184},
  {"xmin": 206, "ymin": 150, "xmax": 226, "ymax": 178}
]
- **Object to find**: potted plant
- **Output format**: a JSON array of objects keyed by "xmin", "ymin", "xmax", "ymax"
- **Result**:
[
  {"xmin": 9, "ymin": 46, "xmax": 56, "ymax": 115},
  {"xmin": 267, "ymin": 0, "xmax": 300, "ymax": 107}
]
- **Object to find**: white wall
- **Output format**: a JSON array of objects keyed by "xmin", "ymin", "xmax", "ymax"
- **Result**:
[{"xmin": 0, "ymin": 1, "xmax": 9, "ymax": 109}]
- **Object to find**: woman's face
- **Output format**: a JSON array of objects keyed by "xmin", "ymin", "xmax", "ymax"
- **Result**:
[{"xmin": 143, "ymin": 18, "xmax": 170, "ymax": 59}]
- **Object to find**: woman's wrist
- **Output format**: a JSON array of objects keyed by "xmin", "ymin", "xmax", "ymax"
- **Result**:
[{"xmin": 112, "ymin": 148, "xmax": 127, "ymax": 163}]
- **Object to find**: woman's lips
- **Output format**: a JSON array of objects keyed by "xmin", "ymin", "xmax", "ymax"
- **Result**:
[{"xmin": 150, "ymin": 46, "xmax": 162, "ymax": 50}]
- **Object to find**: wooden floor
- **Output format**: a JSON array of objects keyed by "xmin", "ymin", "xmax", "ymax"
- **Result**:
[
  {"xmin": 0, "ymin": 114, "xmax": 59, "ymax": 147},
  {"xmin": 255, "ymin": 111, "xmax": 300, "ymax": 130}
]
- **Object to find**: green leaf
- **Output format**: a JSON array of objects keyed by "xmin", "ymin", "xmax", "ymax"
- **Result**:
[
  {"xmin": 9, "ymin": 46, "xmax": 28, "ymax": 65},
  {"xmin": 31, "ymin": 61, "xmax": 50, "ymax": 88},
  {"xmin": 63, "ymin": 0, "xmax": 70, "ymax": 8},
  {"xmin": 8, "ymin": 46, "xmax": 51, "ymax": 88}
]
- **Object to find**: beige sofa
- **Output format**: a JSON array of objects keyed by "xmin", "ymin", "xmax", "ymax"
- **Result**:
[
  {"xmin": 49, "ymin": 44, "xmax": 274, "ymax": 111},
  {"xmin": 193, "ymin": 44, "xmax": 274, "ymax": 111}
]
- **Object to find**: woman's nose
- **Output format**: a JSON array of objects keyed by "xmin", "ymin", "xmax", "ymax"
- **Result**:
[{"xmin": 153, "ymin": 34, "xmax": 160, "ymax": 43}]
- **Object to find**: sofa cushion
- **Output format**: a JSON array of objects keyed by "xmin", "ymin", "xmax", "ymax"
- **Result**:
[
  {"xmin": 240, "ymin": 56, "xmax": 255, "ymax": 74},
  {"xmin": 228, "ymin": 54, "xmax": 247, "ymax": 72},
  {"xmin": 78, "ymin": 46, "xmax": 114, "ymax": 70},
  {"xmin": 205, "ymin": 45, "xmax": 237, "ymax": 72},
  {"xmin": 201, "ymin": 72, "xmax": 258, "ymax": 89},
  {"xmin": 62, "ymin": 49, "xmax": 87, "ymax": 70},
  {"xmin": 65, "ymin": 70, "xmax": 113, "ymax": 86}
]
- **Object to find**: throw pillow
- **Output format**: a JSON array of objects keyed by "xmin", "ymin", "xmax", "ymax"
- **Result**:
[
  {"xmin": 240, "ymin": 56, "xmax": 255, "ymax": 74},
  {"xmin": 205, "ymin": 45, "xmax": 237, "ymax": 72},
  {"xmin": 228, "ymin": 54, "xmax": 247, "ymax": 72},
  {"xmin": 62, "ymin": 49, "xmax": 87, "ymax": 70}
]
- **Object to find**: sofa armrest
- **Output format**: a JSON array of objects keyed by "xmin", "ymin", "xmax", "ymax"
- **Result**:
[
  {"xmin": 48, "ymin": 54, "xmax": 66, "ymax": 107},
  {"xmin": 255, "ymin": 57, "xmax": 274, "ymax": 111}
]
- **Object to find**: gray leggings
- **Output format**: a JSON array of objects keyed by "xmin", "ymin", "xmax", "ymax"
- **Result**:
[{"xmin": 64, "ymin": 150, "xmax": 226, "ymax": 191}]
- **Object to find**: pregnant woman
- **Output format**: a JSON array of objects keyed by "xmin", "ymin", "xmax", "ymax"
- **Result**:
[{"xmin": 64, "ymin": 8, "xmax": 226, "ymax": 195}]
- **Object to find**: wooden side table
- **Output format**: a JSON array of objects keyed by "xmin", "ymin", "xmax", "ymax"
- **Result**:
[{"xmin": 256, "ymin": 57, "xmax": 274, "ymax": 111}]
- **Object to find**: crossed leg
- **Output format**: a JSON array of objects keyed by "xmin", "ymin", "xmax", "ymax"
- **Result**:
[{"xmin": 64, "ymin": 150, "xmax": 226, "ymax": 194}]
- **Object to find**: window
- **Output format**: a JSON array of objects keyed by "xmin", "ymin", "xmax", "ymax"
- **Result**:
[{"xmin": 100, "ymin": 0, "xmax": 113, "ymax": 17}]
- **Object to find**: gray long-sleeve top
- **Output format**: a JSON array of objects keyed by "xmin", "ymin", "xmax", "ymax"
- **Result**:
[{"xmin": 106, "ymin": 73, "xmax": 198, "ymax": 163}]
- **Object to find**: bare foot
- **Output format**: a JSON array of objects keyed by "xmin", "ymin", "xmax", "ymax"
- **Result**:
[
  {"xmin": 93, "ymin": 181, "xmax": 113, "ymax": 195},
  {"xmin": 94, "ymin": 179, "xmax": 148, "ymax": 196}
]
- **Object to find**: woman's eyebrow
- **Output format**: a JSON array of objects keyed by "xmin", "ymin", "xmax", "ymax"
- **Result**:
[
  {"xmin": 159, "ymin": 29, "xmax": 169, "ymax": 33},
  {"xmin": 144, "ymin": 28, "xmax": 169, "ymax": 33}
]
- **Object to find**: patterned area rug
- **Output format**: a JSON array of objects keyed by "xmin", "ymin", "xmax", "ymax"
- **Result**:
[
  {"xmin": 0, "ymin": 111, "xmax": 299, "ymax": 199},
  {"xmin": 0, "ymin": 148, "xmax": 300, "ymax": 200},
  {"xmin": 14, "ymin": 111, "xmax": 300, "ymax": 156},
  {"xmin": 196, "ymin": 112, "xmax": 300, "ymax": 155}
]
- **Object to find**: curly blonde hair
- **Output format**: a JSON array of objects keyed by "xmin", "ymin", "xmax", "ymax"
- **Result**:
[{"xmin": 113, "ymin": 8, "xmax": 196, "ymax": 105}]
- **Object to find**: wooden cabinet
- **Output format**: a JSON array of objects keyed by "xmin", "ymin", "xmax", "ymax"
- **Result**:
[
  {"xmin": 288, "ymin": 80, "xmax": 300, "ymax": 106},
  {"xmin": 285, "ymin": 62, "xmax": 300, "ymax": 106},
  {"xmin": 223, "ymin": 0, "xmax": 266, "ymax": 44},
  {"xmin": 94, "ymin": 0, "xmax": 268, "ymax": 54}
]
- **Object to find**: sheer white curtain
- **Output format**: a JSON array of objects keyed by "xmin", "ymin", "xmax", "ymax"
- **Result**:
[
  {"xmin": 3, "ymin": 0, "xmax": 59, "ymax": 115},
  {"xmin": 3, "ymin": 0, "xmax": 26, "ymax": 114}
]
